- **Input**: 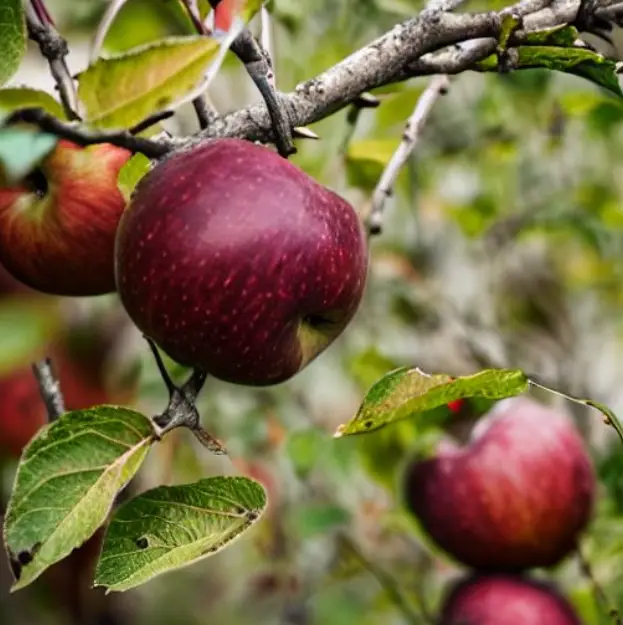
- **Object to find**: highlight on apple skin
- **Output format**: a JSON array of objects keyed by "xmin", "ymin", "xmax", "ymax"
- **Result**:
[
  {"xmin": 0, "ymin": 140, "xmax": 131, "ymax": 296},
  {"xmin": 115, "ymin": 138, "xmax": 369, "ymax": 386},
  {"xmin": 438, "ymin": 573, "xmax": 582, "ymax": 625},
  {"xmin": 403, "ymin": 396, "xmax": 595, "ymax": 571}
]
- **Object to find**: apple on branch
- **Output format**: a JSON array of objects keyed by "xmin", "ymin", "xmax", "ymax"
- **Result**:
[
  {"xmin": 0, "ymin": 139, "xmax": 131, "ymax": 296},
  {"xmin": 115, "ymin": 138, "xmax": 369, "ymax": 386},
  {"xmin": 439, "ymin": 573, "xmax": 582, "ymax": 625},
  {"xmin": 403, "ymin": 396, "xmax": 595, "ymax": 571}
]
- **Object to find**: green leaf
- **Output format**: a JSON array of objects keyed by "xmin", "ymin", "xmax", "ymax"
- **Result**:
[
  {"xmin": 347, "ymin": 347, "xmax": 399, "ymax": 391},
  {"xmin": 0, "ymin": 88, "xmax": 66, "ymax": 119},
  {"xmin": 102, "ymin": 0, "xmax": 196, "ymax": 56},
  {"xmin": 346, "ymin": 139, "xmax": 400, "ymax": 191},
  {"xmin": 77, "ymin": 36, "xmax": 222, "ymax": 129},
  {"xmin": 476, "ymin": 46, "xmax": 623, "ymax": 97},
  {"xmin": 3, "ymin": 406, "xmax": 155, "ymax": 591},
  {"xmin": 335, "ymin": 368, "xmax": 529, "ymax": 437},
  {"xmin": 117, "ymin": 153, "xmax": 152, "ymax": 203},
  {"xmin": 293, "ymin": 504, "xmax": 350, "ymax": 539},
  {"xmin": 0, "ymin": 299, "xmax": 61, "ymax": 376},
  {"xmin": 0, "ymin": 126, "xmax": 58, "ymax": 185},
  {"xmin": 285, "ymin": 429, "xmax": 326, "ymax": 478},
  {"xmin": 94, "ymin": 476, "xmax": 267, "ymax": 592},
  {"xmin": 521, "ymin": 24, "xmax": 578, "ymax": 47},
  {"xmin": 0, "ymin": 0, "xmax": 26, "ymax": 86}
]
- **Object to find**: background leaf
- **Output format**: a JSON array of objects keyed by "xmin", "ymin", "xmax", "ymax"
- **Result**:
[
  {"xmin": 0, "ymin": 0, "xmax": 26, "ymax": 86},
  {"xmin": 94, "ymin": 476, "xmax": 267, "ymax": 592},
  {"xmin": 3, "ymin": 406, "xmax": 155, "ymax": 590}
]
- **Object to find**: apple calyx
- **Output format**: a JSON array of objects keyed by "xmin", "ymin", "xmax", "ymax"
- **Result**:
[{"xmin": 145, "ymin": 339, "xmax": 226, "ymax": 454}]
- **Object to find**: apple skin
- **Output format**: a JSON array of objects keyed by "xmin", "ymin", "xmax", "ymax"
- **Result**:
[
  {"xmin": 439, "ymin": 574, "xmax": 582, "ymax": 625},
  {"xmin": 115, "ymin": 138, "xmax": 368, "ymax": 386},
  {"xmin": 403, "ymin": 397, "xmax": 595, "ymax": 571},
  {"xmin": 0, "ymin": 140, "xmax": 131, "ymax": 296}
]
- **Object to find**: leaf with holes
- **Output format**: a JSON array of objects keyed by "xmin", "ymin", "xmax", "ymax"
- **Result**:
[
  {"xmin": 0, "ymin": 0, "xmax": 26, "ymax": 86},
  {"xmin": 3, "ymin": 406, "xmax": 156, "ymax": 591},
  {"xmin": 334, "ymin": 368, "xmax": 529, "ymax": 437},
  {"xmin": 94, "ymin": 476, "xmax": 267, "ymax": 592},
  {"xmin": 77, "ymin": 36, "xmax": 222, "ymax": 129}
]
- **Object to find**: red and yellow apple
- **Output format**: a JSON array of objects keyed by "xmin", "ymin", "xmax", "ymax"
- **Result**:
[{"xmin": 0, "ymin": 140, "xmax": 131, "ymax": 296}]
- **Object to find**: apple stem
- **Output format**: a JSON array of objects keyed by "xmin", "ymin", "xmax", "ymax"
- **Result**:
[
  {"xmin": 25, "ymin": 1, "xmax": 81, "ymax": 121},
  {"xmin": 32, "ymin": 358, "xmax": 65, "ymax": 422},
  {"xmin": 206, "ymin": 1, "xmax": 294, "ymax": 157},
  {"xmin": 145, "ymin": 338, "xmax": 227, "ymax": 454}
]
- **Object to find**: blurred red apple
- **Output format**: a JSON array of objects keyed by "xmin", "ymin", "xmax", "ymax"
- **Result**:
[
  {"xmin": 404, "ymin": 397, "xmax": 595, "ymax": 570},
  {"xmin": 0, "ymin": 338, "xmax": 138, "ymax": 458},
  {"xmin": 439, "ymin": 574, "xmax": 582, "ymax": 625},
  {"xmin": 0, "ymin": 140, "xmax": 130, "ymax": 296}
]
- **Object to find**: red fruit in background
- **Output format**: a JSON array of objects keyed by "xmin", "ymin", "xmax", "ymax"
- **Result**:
[
  {"xmin": 404, "ymin": 397, "xmax": 595, "ymax": 570},
  {"xmin": 0, "ymin": 344, "xmax": 136, "ymax": 457},
  {"xmin": 0, "ymin": 140, "xmax": 130, "ymax": 296},
  {"xmin": 439, "ymin": 574, "xmax": 582, "ymax": 625},
  {"xmin": 115, "ymin": 138, "xmax": 368, "ymax": 386}
]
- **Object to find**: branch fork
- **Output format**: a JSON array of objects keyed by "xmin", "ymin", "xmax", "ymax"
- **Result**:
[{"xmin": 145, "ymin": 338, "xmax": 227, "ymax": 455}]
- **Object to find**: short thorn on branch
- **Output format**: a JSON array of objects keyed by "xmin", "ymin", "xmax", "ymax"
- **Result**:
[
  {"xmin": 145, "ymin": 338, "xmax": 227, "ymax": 454},
  {"xmin": 32, "ymin": 358, "xmax": 65, "ymax": 422}
]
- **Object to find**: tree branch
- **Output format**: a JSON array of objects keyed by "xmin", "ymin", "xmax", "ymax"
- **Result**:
[
  {"xmin": 11, "ymin": 0, "xmax": 622, "ymax": 163},
  {"xmin": 208, "ymin": 0, "xmax": 294, "ymax": 156},
  {"xmin": 32, "ymin": 358, "xmax": 65, "ymax": 422},
  {"xmin": 181, "ymin": 0, "xmax": 616, "ymax": 147},
  {"xmin": 365, "ymin": 74, "xmax": 450, "ymax": 235},
  {"xmin": 6, "ymin": 108, "xmax": 172, "ymax": 158},
  {"xmin": 26, "ymin": 1, "xmax": 80, "ymax": 121}
]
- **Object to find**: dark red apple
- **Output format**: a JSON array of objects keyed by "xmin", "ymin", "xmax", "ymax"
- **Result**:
[
  {"xmin": 439, "ymin": 574, "xmax": 582, "ymax": 625},
  {"xmin": 115, "ymin": 138, "xmax": 368, "ymax": 386},
  {"xmin": 404, "ymin": 396, "xmax": 595, "ymax": 570},
  {"xmin": 0, "ymin": 140, "xmax": 131, "ymax": 296}
]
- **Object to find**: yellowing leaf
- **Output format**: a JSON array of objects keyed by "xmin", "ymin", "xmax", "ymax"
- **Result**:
[
  {"xmin": 77, "ymin": 36, "xmax": 220, "ymax": 129},
  {"xmin": 0, "ymin": 88, "xmax": 66, "ymax": 119},
  {"xmin": 347, "ymin": 139, "xmax": 401, "ymax": 168}
]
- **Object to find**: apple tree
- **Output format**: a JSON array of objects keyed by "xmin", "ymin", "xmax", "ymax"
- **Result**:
[{"xmin": 2, "ymin": 0, "xmax": 623, "ymax": 624}]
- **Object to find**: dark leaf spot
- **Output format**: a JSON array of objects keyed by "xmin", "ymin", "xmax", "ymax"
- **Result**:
[{"xmin": 135, "ymin": 536, "xmax": 149, "ymax": 549}]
